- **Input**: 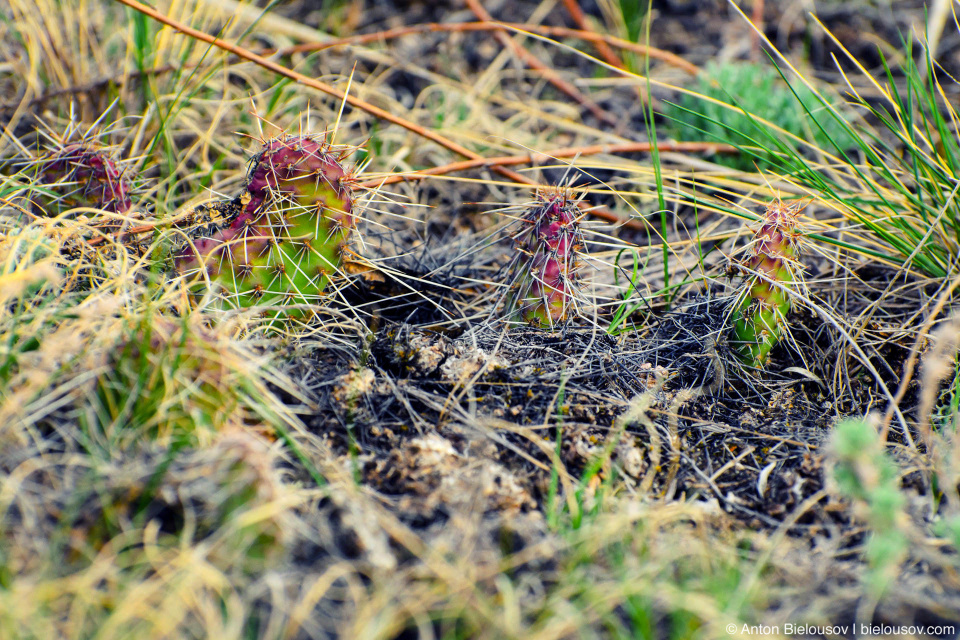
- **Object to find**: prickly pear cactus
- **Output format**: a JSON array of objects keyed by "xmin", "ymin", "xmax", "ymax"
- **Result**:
[
  {"xmin": 33, "ymin": 143, "xmax": 133, "ymax": 215},
  {"xmin": 176, "ymin": 134, "xmax": 356, "ymax": 316},
  {"xmin": 732, "ymin": 199, "xmax": 806, "ymax": 367},
  {"xmin": 510, "ymin": 189, "xmax": 584, "ymax": 327}
]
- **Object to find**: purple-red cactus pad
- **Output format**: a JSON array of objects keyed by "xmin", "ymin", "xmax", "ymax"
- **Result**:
[
  {"xmin": 35, "ymin": 144, "xmax": 133, "ymax": 215},
  {"xmin": 511, "ymin": 190, "xmax": 584, "ymax": 327},
  {"xmin": 176, "ymin": 135, "xmax": 357, "ymax": 317},
  {"xmin": 243, "ymin": 135, "xmax": 354, "ymax": 227}
]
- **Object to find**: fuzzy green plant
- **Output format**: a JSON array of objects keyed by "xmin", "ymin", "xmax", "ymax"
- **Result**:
[
  {"xmin": 509, "ymin": 189, "xmax": 585, "ymax": 328},
  {"xmin": 176, "ymin": 133, "xmax": 356, "ymax": 317},
  {"xmin": 30, "ymin": 143, "xmax": 134, "ymax": 216},
  {"xmin": 663, "ymin": 61, "xmax": 856, "ymax": 172},
  {"xmin": 829, "ymin": 417, "xmax": 908, "ymax": 596},
  {"xmin": 731, "ymin": 199, "xmax": 806, "ymax": 367}
]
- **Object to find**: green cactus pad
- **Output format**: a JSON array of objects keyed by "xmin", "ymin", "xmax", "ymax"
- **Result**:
[
  {"xmin": 176, "ymin": 134, "xmax": 356, "ymax": 318},
  {"xmin": 732, "ymin": 199, "xmax": 806, "ymax": 367}
]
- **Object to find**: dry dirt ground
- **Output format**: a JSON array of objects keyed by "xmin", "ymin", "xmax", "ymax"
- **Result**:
[{"xmin": 3, "ymin": 1, "xmax": 960, "ymax": 638}]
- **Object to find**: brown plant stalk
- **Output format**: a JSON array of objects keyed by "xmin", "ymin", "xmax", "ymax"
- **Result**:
[
  {"xmin": 357, "ymin": 141, "xmax": 734, "ymax": 189},
  {"xmin": 560, "ymin": 0, "xmax": 624, "ymax": 69},
  {"xmin": 464, "ymin": 0, "xmax": 617, "ymax": 125},
  {"xmin": 280, "ymin": 22, "xmax": 700, "ymax": 77}
]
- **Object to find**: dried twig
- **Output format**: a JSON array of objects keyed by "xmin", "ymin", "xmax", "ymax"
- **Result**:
[
  {"xmin": 464, "ymin": 0, "xmax": 617, "ymax": 125},
  {"xmin": 281, "ymin": 21, "xmax": 700, "ymax": 76},
  {"xmin": 560, "ymin": 0, "xmax": 623, "ymax": 69},
  {"xmin": 358, "ymin": 141, "xmax": 735, "ymax": 189}
]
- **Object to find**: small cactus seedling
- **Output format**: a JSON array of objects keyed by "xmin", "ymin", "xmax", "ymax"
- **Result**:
[
  {"xmin": 33, "ymin": 143, "xmax": 133, "ymax": 215},
  {"xmin": 176, "ymin": 134, "xmax": 356, "ymax": 316},
  {"xmin": 731, "ymin": 198, "xmax": 807, "ymax": 367},
  {"xmin": 509, "ymin": 189, "xmax": 585, "ymax": 327}
]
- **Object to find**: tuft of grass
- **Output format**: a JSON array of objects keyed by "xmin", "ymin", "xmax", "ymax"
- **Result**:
[
  {"xmin": 787, "ymin": 35, "xmax": 960, "ymax": 278},
  {"xmin": 677, "ymin": 10, "xmax": 960, "ymax": 278},
  {"xmin": 0, "ymin": 431, "xmax": 299, "ymax": 639},
  {"xmin": 0, "ymin": 221, "xmax": 304, "ymax": 451}
]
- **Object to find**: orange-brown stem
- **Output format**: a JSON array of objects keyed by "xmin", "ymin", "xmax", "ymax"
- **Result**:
[
  {"xmin": 560, "ymin": 0, "xmax": 624, "ymax": 69},
  {"xmin": 464, "ymin": 0, "xmax": 617, "ymax": 125}
]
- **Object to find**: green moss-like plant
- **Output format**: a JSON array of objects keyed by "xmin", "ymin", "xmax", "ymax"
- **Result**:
[{"xmin": 664, "ymin": 61, "xmax": 855, "ymax": 171}]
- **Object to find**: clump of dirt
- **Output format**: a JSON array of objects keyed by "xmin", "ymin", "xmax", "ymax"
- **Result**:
[{"xmin": 290, "ymin": 281, "xmax": 884, "ymax": 535}]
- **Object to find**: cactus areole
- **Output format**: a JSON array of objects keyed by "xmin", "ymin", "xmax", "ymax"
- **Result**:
[
  {"xmin": 37, "ymin": 144, "xmax": 133, "ymax": 215},
  {"xmin": 176, "ymin": 134, "xmax": 355, "ymax": 315},
  {"xmin": 512, "ymin": 190, "xmax": 584, "ymax": 328},
  {"xmin": 732, "ymin": 199, "xmax": 805, "ymax": 366}
]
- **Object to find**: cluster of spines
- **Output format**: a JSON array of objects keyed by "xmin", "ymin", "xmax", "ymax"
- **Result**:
[
  {"xmin": 32, "ymin": 143, "xmax": 134, "ymax": 216},
  {"xmin": 510, "ymin": 189, "xmax": 585, "ymax": 327},
  {"xmin": 175, "ymin": 134, "xmax": 357, "ymax": 316},
  {"xmin": 732, "ymin": 199, "xmax": 807, "ymax": 367}
]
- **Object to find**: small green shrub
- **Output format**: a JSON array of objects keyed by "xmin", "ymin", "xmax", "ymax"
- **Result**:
[
  {"xmin": 829, "ymin": 418, "xmax": 908, "ymax": 596},
  {"xmin": 663, "ymin": 61, "xmax": 856, "ymax": 171}
]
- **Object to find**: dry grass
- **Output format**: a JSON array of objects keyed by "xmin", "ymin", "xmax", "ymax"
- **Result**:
[{"xmin": 2, "ymin": 0, "xmax": 960, "ymax": 638}]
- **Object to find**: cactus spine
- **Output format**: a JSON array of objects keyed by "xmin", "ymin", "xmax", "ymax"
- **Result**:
[
  {"xmin": 732, "ymin": 199, "xmax": 806, "ymax": 366},
  {"xmin": 34, "ymin": 143, "xmax": 133, "ymax": 215},
  {"xmin": 511, "ymin": 189, "xmax": 584, "ymax": 327},
  {"xmin": 176, "ymin": 134, "xmax": 356, "ymax": 316}
]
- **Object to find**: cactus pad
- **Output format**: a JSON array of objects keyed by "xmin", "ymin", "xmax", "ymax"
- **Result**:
[
  {"xmin": 176, "ymin": 134, "xmax": 356, "ymax": 316},
  {"xmin": 510, "ymin": 189, "xmax": 584, "ymax": 327},
  {"xmin": 732, "ymin": 199, "xmax": 806, "ymax": 366},
  {"xmin": 34, "ymin": 143, "xmax": 133, "ymax": 215}
]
